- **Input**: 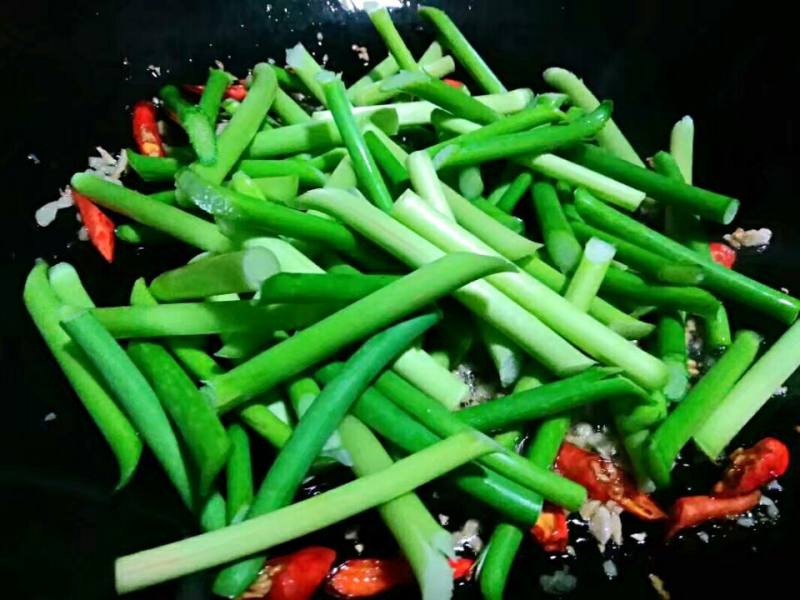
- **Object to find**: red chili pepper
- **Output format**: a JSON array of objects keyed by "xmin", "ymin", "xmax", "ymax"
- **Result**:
[
  {"xmin": 132, "ymin": 101, "xmax": 166, "ymax": 157},
  {"xmin": 556, "ymin": 442, "xmax": 667, "ymax": 521},
  {"xmin": 183, "ymin": 82, "xmax": 248, "ymax": 101},
  {"xmin": 242, "ymin": 546, "xmax": 336, "ymax": 600},
  {"xmin": 442, "ymin": 78, "xmax": 464, "ymax": 89},
  {"xmin": 709, "ymin": 242, "xmax": 736, "ymax": 269},
  {"xmin": 531, "ymin": 503, "xmax": 569, "ymax": 552},
  {"xmin": 666, "ymin": 490, "xmax": 761, "ymax": 539},
  {"xmin": 326, "ymin": 556, "xmax": 472, "ymax": 598},
  {"xmin": 72, "ymin": 191, "xmax": 115, "ymax": 263},
  {"xmin": 713, "ymin": 437, "xmax": 789, "ymax": 497}
]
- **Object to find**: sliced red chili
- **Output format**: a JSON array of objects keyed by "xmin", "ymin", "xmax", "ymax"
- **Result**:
[
  {"xmin": 442, "ymin": 78, "xmax": 464, "ymax": 89},
  {"xmin": 242, "ymin": 546, "xmax": 336, "ymax": 600},
  {"xmin": 132, "ymin": 100, "xmax": 166, "ymax": 157},
  {"xmin": 666, "ymin": 491, "xmax": 761, "ymax": 539},
  {"xmin": 709, "ymin": 242, "xmax": 736, "ymax": 269},
  {"xmin": 327, "ymin": 558, "xmax": 412, "ymax": 598},
  {"xmin": 531, "ymin": 503, "xmax": 569, "ymax": 552},
  {"xmin": 714, "ymin": 437, "xmax": 789, "ymax": 497},
  {"xmin": 448, "ymin": 557, "xmax": 475, "ymax": 580},
  {"xmin": 556, "ymin": 442, "xmax": 667, "ymax": 521},
  {"xmin": 72, "ymin": 191, "xmax": 115, "ymax": 263}
]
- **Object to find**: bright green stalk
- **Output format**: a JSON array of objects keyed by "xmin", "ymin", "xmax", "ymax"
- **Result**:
[
  {"xmin": 70, "ymin": 174, "xmax": 232, "ymax": 253},
  {"xmin": 207, "ymin": 252, "xmax": 511, "ymax": 412},
  {"xmin": 478, "ymin": 321, "xmax": 523, "ymax": 389},
  {"xmin": 694, "ymin": 323, "xmax": 800, "ymax": 458},
  {"xmin": 457, "ymin": 165, "xmax": 484, "ymax": 199},
  {"xmin": 352, "ymin": 56, "xmax": 456, "ymax": 106},
  {"xmin": 487, "ymin": 182, "xmax": 512, "ymax": 205},
  {"xmin": 192, "ymin": 63, "xmax": 277, "ymax": 183},
  {"xmin": 392, "ymin": 190, "xmax": 667, "ymax": 389},
  {"xmin": 318, "ymin": 72, "xmax": 394, "ymax": 212},
  {"xmin": 517, "ymin": 255, "xmax": 654, "ymax": 339},
  {"xmin": 225, "ymin": 425, "xmax": 253, "ymax": 524},
  {"xmin": 25, "ymin": 262, "xmax": 142, "ymax": 489},
  {"xmin": 128, "ymin": 281, "xmax": 230, "ymax": 497},
  {"xmin": 298, "ymin": 188, "xmax": 590, "ymax": 377},
  {"xmin": 518, "ymin": 153, "xmax": 646, "ymax": 211},
  {"xmin": 239, "ymin": 159, "xmax": 326, "ymax": 187},
  {"xmin": 648, "ymin": 331, "xmax": 762, "ymax": 486},
  {"xmin": 159, "ymin": 85, "xmax": 217, "ymax": 165},
  {"xmin": 287, "ymin": 377, "xmax": 349, "ymax": 465},
  {"xmin": 247, "ymin": 175, "xmax": 299, "ymax": 204},
  {"xmin": 284, "ymin": 43, "xmax": 327, "ymax": 105},
  {"xmin": 347, "ymin": 40, "xmax": 443, "ymax": 99},
  {"xmin": 212, "ymin": 313, "xmax": 439, "ymax": 596},
  {"xmin": 367, "ymin": 130, "xmax": 410, "ymax": 185},
  {"xmin": 479, "ymin": 524, "xmax": 523, "ymax": 600},
  {"xmin": 472, "ymin": 198, "xmax": 525, "ymax": 233},
  {"xmin": 496, "ymin": 172, "xmax": 533, "ymax": 213},
  {"xmin": 705, "ymin": 305, "xmax": 732, "ymax": 349},
  {"xmin": 115, "ymin": 431, "xmax": 493, "ymax": 594},
  {"xmin": 93, "ymin": 301, "xmax": 328, "ymax": 338},
  {"xmin": 198, "ymin": 68, "xmax": 233, "ymax": 123},
  {"xmin": 239, "ymin": 403, "xmax": 292, "ymax": 448},
  {"xmin": 670, "ymin": 116, "xmax": 694, "ymax": 184},
  {"xmin": 392, "ymin": 347, "xmax": 468, "ymax": 410},
  {"xmin": 657, "ymin": 312, "xmax": 689, "ymax": 403},
  {"xmin": 367, "ymin": 5, "xmax": 418, "ymax": 71},
  {"xmin": 564, "ymin": 238, "xmax": 616, "ymax": 311},
  {"xmin": 418, "ymin": 5, "xmax": 507, "ymax": 94},
  {"xmin": 375, "ymin": 371, "xmax": 586, "ymax": 509},
  {"xmin": 249, "ymin": 108, "xmax": 398, "ymax": 157},
  {"xmin": 543, "ymin": 67, "xmax": 644, "ymax": 166},
  {"xmin": 116, "ymin": 223, "xmax": 170, "ymax": 245},
  {"xmin": 231, "ymin": 171, "xmax": 268, "ymax": 201},
  {"xmin": 381, "ymin": 70, "xmax": 500, "ymax": 124},
  {"xmin": 566, "ymin": 144, "xmax": 739, "ymax": 224},
  {"xmin": 149, "ymin": 248, "xmax": 279, "ymax": 301},
  {"xmin": 61, "ymin": 311, "xmax": 193, "ymax": 508},
  {"xmin": 574, "ymin": 188, "xmax": 800, "ymax": 323},
  {"xmin": 532, "ymin": 181, "xmax": 583, "ymax": 273},
  {"xmin": 433, "ymin": 102, "xmax": 611, "ymax": 169},
  {"xmin": 257, "ymin": 272, "xmax": 398, "ymax": 304},
  {"xmin": 408, "ymin": 150, "xmax": 455, "ymax": 219},
  {"xmin": 339, "ymin": 416, "xmax": 454, "ymax": 600},
  {"xmin": 363, "ymin": 125, "xmax": 541, "ymax": 261},
  {"xmin": 126, "ymin": 150, "xmax": 179, "ymax": 182},
  {"xmin": 431, "ymin": 109, "xmax": 481, "ymax": 136},
  {"xmin": 271, "ymin": 88, "xmax": 311, "ymax": 125}
]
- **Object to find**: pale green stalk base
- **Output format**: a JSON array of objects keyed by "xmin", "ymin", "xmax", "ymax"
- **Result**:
[
  {"xmin": 518, "ymin": 154, "xmax": 646, "ymax": 211},
  {"xmin": 670, "ymin": 116, "xmax": 694, "ymax": 184},
  {"xmin": 408, "ymin": 150, "xmax": 455, "ymax": 219},
  {"xmin": 478, "ymin": 321, "xmax": 524, "ymax": 388},
  {"xmin": 543, "ymin": 67, "xmax": 644, "ymax": 166},
  {"xmin": 393, "ymin": 347, "xmax": 468, "ymax": 410},
  {"xmin": 285, "ymin": 43, "xmax": 327, "ymax": 105},
  {"xmin": 695, "ymin": 321, "xmax": 800, "ymax": 458},
  {"xmin": 564, "ymin": 238, "xmax": 616, "ymax": 311},
  {"xmin": 114, "ymin": 432, "xmax": 493, "ymax": 594},
  {"xmin": 352, "ymin": 56, "xmax": 455, "ymax": 106}
]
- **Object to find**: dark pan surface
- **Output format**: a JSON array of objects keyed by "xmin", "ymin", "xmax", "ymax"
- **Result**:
[{"xmin": 2, "ymin": 1, "xmax": 799, "ymax": 598}]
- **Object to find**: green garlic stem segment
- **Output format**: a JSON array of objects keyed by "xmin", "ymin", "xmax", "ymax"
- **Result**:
[
  {"xmin": 657, "ymin": 312, "xmax": 690, "ymax": 403},
  {"xmin": 159, "ymin": 85, "xmax": 217, "ymax": 165},
  {"xmin": 225, "ymin": 424, "xmax": 254, "ymax": 525},
  {"xmin": 128, "ymin": 280, "xmax": 231, "ymax": 498},
  {"xmin": 193, "ymin": 63, "xmax": 278, "ymax": 183},
  {"xmin": 249, "ymin": 108, "xmax": 398, "ymax": 157},
  {"xmin": 543, "ymin": 67, "xmax": 644, "ymax": 166},
  {"xmin": 258, "ymin": 272, "xmax": 398, "ymax": 304},
  {"xmin": 564, "ymin": 238, "xmax": 616, "ymax": 311},
  {"xmin": 375, "ymin": 371, "xmax": 586, "ymax": 509},
  {"xmin": 565, "ymin": 144, "xmax": 739, "ymax": 225},
  {"xmin": 212, "ymin": 314, "xmax": 439, "ymax": 597},
  {"xmin": 367, "ymin": 5, "xmax": 419, "ymax": 71},
  {"xmin": 648, "ymin": 331, "xmax": 762, "ymax": 486},
  {"xmin": 198, "ymin": 68, "xmax": 233, "ymax": 123},
  {"xmin": 239, "ymin": 159, "xmax": 327, "ymax": 187},
  {"xmin": 518, "ymin": 255, "xmax": 654, "ymax": 339},
  {"xmin": 381, "ymin": 70, "xmax": 501, "ymax": 124},
  {"xmin": 239, "ymin": 403, "xmax": 293, "ymax": 449},
  {"xmin": 339, "ymin": 416, "xmax": 455, "ymax": 600},
  {"xmin": 116, "ymin": 223, "xmax": 171, "ymax": 245},
  {"xmin": 318, "ymin": 72, "xmax": 395, "ymax": 212},
  {"xmin": 496, "ymin": 172, "xmax": 533, "ymax": 214},
  {"xmin": 479, "ymin": 524, "xmax": 524, "ymax": 600},
  {"xmin": 284, "ymin": 43, "xmax": 327, "ymax": 105},
  {"xmin": 694, "ymin": 322, "xmax": 800, "ymax": 459},
  {"xmin": 532, "ymin": 181, "xmax": 583, "ymax": 274},
  {"xmin": 70, "ymin": 174, "xmax": 232, "ymax": 253},
  {"xmin": 150, "ymin": 248, "xmax": 280, "ymax": 301},
  {"xmin": 93, "ymin": 301, "xmax": 330, "ymax": 338},
  {"xmin": 271, "ymin": 88, "xmax": 311, "ymax": 125},
  {"xmin": 418, "ymin": 5, "xmax": 507, "ymax": 94},
  {"xmin": 458, "ymin": 165, "xmax": 484, "ymax": 200},
  {"xmin": 408, "ymin": 150, "xmax": 455, "ymax": 219},
  {"xmin": 347, "ymin": 40, "xmax": 443, "ymax": 99},
  {"xmin": 392, "ymin": 347, "xmax": 468, "ymax": 410},
  {"xmin": 670, "ymin": 115, "xmax": 694, "ymax": 184},
  {"xmin": 573, "ymin": 188, "xmax": 800, "ymax": 323},
  {"xmin": 207, "ymin": 251, "xmax": 511, "ymax": 412},
  {"xmin": 478, "ymin": 321, "xmax": 524, "ymax": 389},
  {"xmin": 392, "ymin": 190, "xmax": 668, "ymax": 389},
  {"xmin": 705, "ymin": 305, "xmax": 732, "ymax": 350},
  {"xmin": 114, "ymin": 431, "xmax": 493, "ymax": 594},
  {"xmin": 288, "ymin": 377, "xmax": 349, "ymax": 465},
  {"xmin": 518, "ymin": 153, "xmax": 646, "ymax": 211},
  {"xmin": 24, "ymin": 262, "xmax": 142, "ymax": 490},
  {"xmin": 126, "ymin": 150, "xmax": 179, "ymax": 182},
  {"xmin": 433, "ymin": 102, "xmax": 611, "ymax": 169},
  {"xmin": 61, "ymin": 311, "xmax": 193, "ymax": 509}
]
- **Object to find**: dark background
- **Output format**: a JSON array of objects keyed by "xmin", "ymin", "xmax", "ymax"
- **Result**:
[{"xmin": 2, "ymin": 0, "xmax": 799, "ymax": 598}]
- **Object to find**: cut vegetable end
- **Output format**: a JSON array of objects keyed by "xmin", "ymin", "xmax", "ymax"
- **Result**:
[
  {"xmin": 585, "ymin": 237, "xmax": 617, "ymax": 263},
  {"xmin": 722, "ymin": 200, "xmax": 740, "ymax": 225}
]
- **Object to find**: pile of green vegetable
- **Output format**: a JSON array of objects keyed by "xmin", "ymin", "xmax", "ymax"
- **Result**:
[{"xmin": 24, "ymin": 4, "xmax": 800, "ymax": 599}]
